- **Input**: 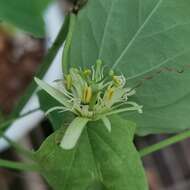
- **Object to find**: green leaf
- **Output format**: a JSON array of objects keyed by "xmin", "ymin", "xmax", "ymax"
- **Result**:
[
  {"xmin": 34, "ymin": 116, "xmax": 148, "ymax": 190},
  {"xmin": 69, "ymin": 0, "xmax": 190, "ymax": 134},
  {"xmin": 86, "ymin": 181, "xmax": 108, "ymax": 190},
  {"xmin": 0, "ymin": 0, "xmax": 50, "ymax": 37},
  {"xmin": 37, "ymin": 0, "xmax": 52, "ymax": 12}
]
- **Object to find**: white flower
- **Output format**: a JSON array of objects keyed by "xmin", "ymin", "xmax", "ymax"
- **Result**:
[{"xmin": 35, "ymin": 60, "xmax": 142, "ymax": 150}]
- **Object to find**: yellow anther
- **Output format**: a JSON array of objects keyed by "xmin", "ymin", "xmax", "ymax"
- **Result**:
[
  {"xmin": 65, "ymin": 74, "xmax": 72, "ymax": 90},
  {"xmin": 106, "ymin": 87, "xmax": 114, "ymax": 101},
  {"xmin": 82, "ymin": 86, "xmax": 92, "ymax": 104},
  {"xmin": 112, "ymin": 76, "xmax": 121, "ymax": 86},
  {"xmin": 83, "ymin": 69, "xmax": 91, "ymax": 76}
]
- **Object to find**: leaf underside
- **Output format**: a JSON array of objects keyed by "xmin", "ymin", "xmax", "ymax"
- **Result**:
[
  {"xmin": 34, "ymin": 116, "xmax": 148, "ymax": 190},
  {"xmin": 68, "ymin": 0, "xmax": 190, "ymax": 135}
]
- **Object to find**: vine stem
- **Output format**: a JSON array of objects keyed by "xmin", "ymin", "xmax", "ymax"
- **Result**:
[
  {"xmin": 0, "ymin": 108, "xmax": 40, "ymax": 132},
  {"xmin": 0, "ymin": 109, "xmax": 40, "ymax": 160},
  {"xmin": 9, "ymin": 16, "xmax": 70, "ymax": 120},
  {"xmin": 0, "ymin": 159, "xmax": 39, "ymax": 171},
  {"xmin": 2, "ymin": 135, "xmax": 34, "ymax": 159},
  {"xmin": 62, "ymin": 13, "xmax": 77, "ymax": 73},
  {"xmin": 139, "ymin": 130, "xmax": 190, "ymax": 157}
]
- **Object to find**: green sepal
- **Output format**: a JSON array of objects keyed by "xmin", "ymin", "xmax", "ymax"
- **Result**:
[
  {"xmin": 101, "ymin": 116, "xmax": 111, "ymax": 132},
  {"xmin": 35, "ymin": 78, "xmax": 70, "ymax": 108},
  {"xmin": 60, "ymin": 117, "xmax": 89, "ymax": 150}
]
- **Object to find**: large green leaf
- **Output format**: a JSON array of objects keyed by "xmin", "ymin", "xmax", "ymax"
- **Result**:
[
  {"xmin": 0, "ymin": 0, "xmax": 51, "ymax": 37},
  {"xmin": 69, "ymin": 0, "xmax": 190, "ymax": 134},
  {"xmin": 36, "ymin": 0, "xmax": 52, "ymax": 12},
  {"xmin": 34, "ymin": 116, "xmax": 148, "ymax": 190}
]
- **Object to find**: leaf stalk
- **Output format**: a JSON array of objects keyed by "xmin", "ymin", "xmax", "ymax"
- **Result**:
[
  {"xmin": 139, "ymin": 130, "xmax": 190, "ymax": 157},
  {"xmin": 0, "ymin": 159, "xmax": 39, "ymax": 171}
]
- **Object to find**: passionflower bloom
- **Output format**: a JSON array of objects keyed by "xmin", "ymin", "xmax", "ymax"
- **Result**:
[{"xmin": 35, "ymin": 60, "xmax": 142, "ymax": 150}]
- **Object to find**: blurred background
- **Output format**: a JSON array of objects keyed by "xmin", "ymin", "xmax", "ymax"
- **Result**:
[{"xmin": 0, "ymin": 1, "xmax": 190, "ymax": 190}]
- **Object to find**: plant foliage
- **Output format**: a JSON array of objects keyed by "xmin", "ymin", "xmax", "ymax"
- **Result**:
[
  {"xmin": 69, "ymin": 0, "xmax": 190, "ymax": 135},
  {"xmin": 0, "ymin": 0, "xmax": 51, "ymax": 37},
  {"xmin": 35, "ymin": 116, "xmax": 148, "ymax": 190}
]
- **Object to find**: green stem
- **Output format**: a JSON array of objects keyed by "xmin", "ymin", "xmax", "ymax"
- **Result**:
[
  {"xmin": 2, "ymin": 135, "xmax": 34, "ymax": 160},
  {"xmin": 139, "ymin": 130, "xmax": 190, "ymax": 157},
  {"xmin": 0, "ymin": 159, "xmax": 39, "ymax": 171},
  {"xmin": 62, "ymin": 13, "xmax": 77, "ymax": 73},
  {"xmin": 10, "ymin": 16, "xmax": 70, "ymax": 120},
  {"xmin": 0, "ymin": 108, "xmax": 40, "ymax": 132}
]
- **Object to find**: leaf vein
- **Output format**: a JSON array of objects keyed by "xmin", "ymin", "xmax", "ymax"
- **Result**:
[
  {"xmin": 91, "ymin": 129, "xmax": 123, "ymax": 162},
  {"xmin": 98, "ymin": 0, "xmax": 118, "ymax": 58},
  {"xmin": 112, "ymin": 0, "xmax": 163, "ymax": 69},
  {"xmin": 139, "ymin": 21, "xmax": 190, "ymax": 40},
  {"xmin": 128, "ymin": 48, "xmax": 190, "ymax": 80}
]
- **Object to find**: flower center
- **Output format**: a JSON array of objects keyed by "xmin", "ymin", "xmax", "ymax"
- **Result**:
[{"xmin": 35, "ymin": 59, "xmax": 143, "ymax": 120}]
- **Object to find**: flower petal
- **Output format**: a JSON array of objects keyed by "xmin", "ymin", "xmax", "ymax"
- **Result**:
[
  {"xmin": 35, "ymin": 78, "xmax": 70, "ymax": 107},
  {"xmin": 60, "ymin": 117, "xmax": 89, "ymax": 150},
  {"xmin": 101, "ymin": 116, "xmax": 111, "ymax": 132}
]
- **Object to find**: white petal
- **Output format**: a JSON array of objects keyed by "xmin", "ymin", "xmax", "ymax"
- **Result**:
[
  {"xmin": 101, "ymin": 116, "xmax": 111, "ymax": 132},
  {"xmin": 60, "ymin": 117, "xmax": 89, "ymax": 150}
]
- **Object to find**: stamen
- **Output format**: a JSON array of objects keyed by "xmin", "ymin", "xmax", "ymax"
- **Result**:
[
  {"xmin": 45, "ymin": 106, "xmax": 68, "ymax": 115},
  {"xmin": 83, "ymin": 69, "xmax": 91, "ymax": 77},
  {"xmin": 112, "ymin": 75, "xmax": 126, "ymax": 87},
  {"xmin": 65, "ymin": 74, "xmax": 72, "ymax": 90},
  {"xmin": 105, "ymin": 87, "xmax": 114, "ymax": 101},
  {"xmin": 36, "ymin": 59, "xmax": 142, "ymax": 124},
  {"xmin": 82, "ymin": 86, "xmax": 92, "ymax": 104}
]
